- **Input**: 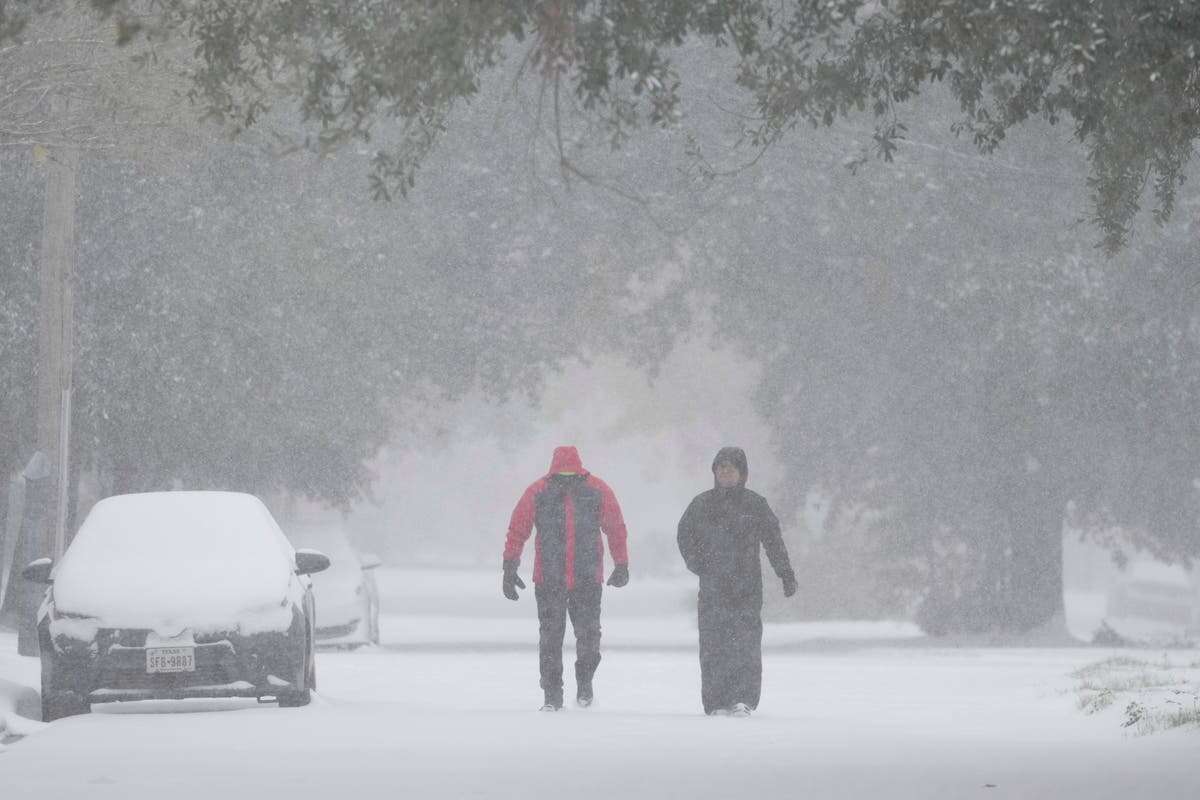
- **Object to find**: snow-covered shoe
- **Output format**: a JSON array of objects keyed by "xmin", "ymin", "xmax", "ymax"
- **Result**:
[
  {"xmin": 541, "ymin": 690, "xmax": 563, "ymax": 712},
  {"xmin": 707, "ymin": 708, "xmax": 731, "ymax": 717},
  {"xmin": 576, "ymin": 680, "xmax": 594, "ymax": 708},
  {"xmin": 730, "ymin": 703, "xmax": 752, "ymax": 718}
]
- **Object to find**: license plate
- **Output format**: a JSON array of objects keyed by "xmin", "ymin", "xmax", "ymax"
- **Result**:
[{"xmin": 146, "ymin": 647, "xmax": 195, "ymax": 673}]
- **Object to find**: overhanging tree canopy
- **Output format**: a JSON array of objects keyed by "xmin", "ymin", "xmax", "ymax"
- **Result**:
[{"xmin": 36, "ymin": 0, "xmax": 1195, "ymax": 250}]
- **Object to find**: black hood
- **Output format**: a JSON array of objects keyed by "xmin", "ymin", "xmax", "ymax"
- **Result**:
[{"xmin": 711, "ymin": 447, "xmax": 748, "ymax": 489}]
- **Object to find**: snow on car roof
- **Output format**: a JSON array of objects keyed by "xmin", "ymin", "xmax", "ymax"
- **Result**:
[
  {"xmin": 1124, "ymin": 559, "xmax": 1193, "ymax": 588},
  {"xmin": 52, "ymin": 491, "xmax": 295, "ymax": 631}
]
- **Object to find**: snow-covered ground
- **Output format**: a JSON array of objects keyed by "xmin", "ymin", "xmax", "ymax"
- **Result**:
[
  {"xmin": 0, "ymin": 632, "xmax": 42, "ymax": 749},
  {"xmin": 2, "ymin": 569, "xmax": 1198, "ymax": 798},
  {"xmin": 374, "ymin": 567, "xmax": 924, "ymax": 649}
]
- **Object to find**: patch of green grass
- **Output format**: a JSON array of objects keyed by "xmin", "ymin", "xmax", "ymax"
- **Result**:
[
  {"xmin": 1077, "ymin": 687, "xmax": 1116, "ymax": 714},
  {"xmin": 1072, "ymin": 656, "xmax": 1200, "ymax": 733},
  {"xmin": 1070, "ymin": 656, "xmax": 1150, "ymax": 680},
  {"xmin": 1123, "ymin": 697, "xmax": 1200, "ymax": 736},
  {"xmin": 1077, "ymin": 672, "xmax": 1185, "ymax": 693},
  {"xmin": 1159, "ymin": 705, "xmax": 1200, "ymax": 732}
]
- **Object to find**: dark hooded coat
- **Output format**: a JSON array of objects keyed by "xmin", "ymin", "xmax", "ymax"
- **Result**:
[{"xmin": 676, "ymin": 447, "xmax": 795, "ymax": 713}]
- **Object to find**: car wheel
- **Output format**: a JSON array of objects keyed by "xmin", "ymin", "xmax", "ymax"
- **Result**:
[
  {"xmin": 369, "ymin": 603, "xmax": 380, "ymax": 646},
  {"xmin": 42, "ymin": 690, "xmax": 90, "ymax": 722},
  {"xmin": 278, "ymin": 635, "xmax": 313, "ymax": 708},
  {"xmin": 40, "ymin": 642, "xmax": 90, "ymax": 722}
]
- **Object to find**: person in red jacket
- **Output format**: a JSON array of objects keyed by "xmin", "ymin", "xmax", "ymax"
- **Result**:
[{"xmin": 502, "ymin": 446, "xmax": 630, "ymax": 711}]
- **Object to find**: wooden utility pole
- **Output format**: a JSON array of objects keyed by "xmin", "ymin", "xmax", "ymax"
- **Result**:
[
  {"xmin": 37, "ymin": 144, "xmax": 77, "ymax": 560},
  {"xmin": 18, "ymin": 144, "xmax": 78, "ymax": 656}
]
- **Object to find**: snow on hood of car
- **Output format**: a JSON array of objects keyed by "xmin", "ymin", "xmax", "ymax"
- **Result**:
[{"xmin": 51, "ymin": 492, "xmax": 296, "ymax": 633}]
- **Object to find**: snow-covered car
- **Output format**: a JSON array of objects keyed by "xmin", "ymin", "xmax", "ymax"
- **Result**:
[
  {"xmin": 1105, "ymin": 560, "xmax": 1200, "ymax": 638},
  {"xmin": 285, "ymin": 523, "xmax": 381, "ymax": 648},
  {"xmin": 22, "ymin": 491, "xmax": 329, "ymax": 721}
]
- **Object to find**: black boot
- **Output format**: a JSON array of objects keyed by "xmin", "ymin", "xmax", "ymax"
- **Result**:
[
  {"xmin": 540, "ymin": 688, "xmax": 563, "ymax": 712},
  {"xmin": 577, "ymin": 678, "xmax": 594, "ymax": 708},
  {"xmin": 575, "ymin": 659, "xmax": 597, "ymax": 708}
]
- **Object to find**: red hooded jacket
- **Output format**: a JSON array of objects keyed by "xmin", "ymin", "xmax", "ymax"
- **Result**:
[{"xmin": 503, "ymin": 447, "xmax": 629, "ymax": 590}]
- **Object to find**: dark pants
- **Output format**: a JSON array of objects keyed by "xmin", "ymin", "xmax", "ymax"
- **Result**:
[
  {"xmin": 535, "ymin": 582, "xmax": 602, "ymax": 701},
  {"xmin": 697, "ymin": 595, "xmax": 763, "ymax": 714}
]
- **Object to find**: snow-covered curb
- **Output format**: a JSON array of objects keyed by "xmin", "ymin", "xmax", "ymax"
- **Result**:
[
  {"xmin": 0, "ymin": 630, "xmax": 45, "ymax": 749},
  {"xmin": 378, "ymin": 613, "xmax": 923, "ymax": 650},
  {"xmin": 0, "ymin": 678, "xmax": 44, "ymax": 747}
]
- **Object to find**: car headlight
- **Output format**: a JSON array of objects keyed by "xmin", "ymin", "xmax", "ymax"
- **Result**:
[{"xmin": 48, "ymin": 609, "xmax": 101, "ymax": 651}]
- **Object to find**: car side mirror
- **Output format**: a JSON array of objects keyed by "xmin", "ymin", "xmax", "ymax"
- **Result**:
[
  {"xmin": 358, "ymin": 553, "xmax": 383, "ymax": 570},
  {"xmin": 295, "ymin": 549, "xmax": 330, "ymax": 576},
  {"xmin": 22, "ymin": 558, "xmax": 54, "ymax": 584}
]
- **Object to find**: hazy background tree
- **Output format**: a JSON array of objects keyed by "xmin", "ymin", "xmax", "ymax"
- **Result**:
[
  {"xmin": 5, "ymin": 1, "xmax": 1199, "ymax": 639},
  {"xmin": 68, "ymin": 0, "xmax": 1200, "ymax": 251},
  {"xmin": 682, "ymin": 96, "xmax": 1200, "ymax": 634}
]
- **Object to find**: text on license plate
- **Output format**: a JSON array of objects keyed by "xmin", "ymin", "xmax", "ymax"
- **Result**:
[{"xmin": 146, "ymin": 647, "xmax": 195, "ymax": 673}]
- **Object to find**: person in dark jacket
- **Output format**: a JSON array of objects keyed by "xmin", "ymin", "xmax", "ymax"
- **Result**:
[
  {"xmin": 502, "ymin": 446, "xmax": 630, "ymax": 711},
  {"xmin": 677, "ymin": 447, "xmax": 797, "ymax": 717}
]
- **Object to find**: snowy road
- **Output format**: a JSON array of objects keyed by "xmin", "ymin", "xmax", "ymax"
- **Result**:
[{"xmin": 2, "ymin": 572, "xmax": 1199, "ymax": 799}]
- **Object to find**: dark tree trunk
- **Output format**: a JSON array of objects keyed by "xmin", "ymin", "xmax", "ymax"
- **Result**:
[
  {"xmin": 0, "ymin": 474, "xmax": 12, "ymax": 623},
  {"xmin": 917, "ymin": 483, "xmax": 1066, "ymax": 637},
  {"xmin": 998, "ymin": 486, "xmax": 1066, "ymax": 632}
]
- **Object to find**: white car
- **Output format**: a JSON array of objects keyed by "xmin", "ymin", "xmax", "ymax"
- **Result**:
[
  {"xmin": 1105, "ymin": 560, "xmax": 1200, "ymax": 640},
  {"xmin": 286, "ymin": 524, "xmax": 381, "ymax": 648},
  {"xmin": 24, "ymin": 491, "xmax": 329, "ymax": 720}
]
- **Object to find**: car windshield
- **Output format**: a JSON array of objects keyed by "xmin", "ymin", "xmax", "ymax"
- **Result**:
[{"xmin": 52, "ymin": 491, "xmax": 294, "ymax": 630}]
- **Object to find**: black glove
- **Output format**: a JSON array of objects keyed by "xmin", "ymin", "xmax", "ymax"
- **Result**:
[
  {"xmin": 781, "ymin": 573, "xmax": 798, "ymax": 598},
  {"xmin": 606, "ymin": 563, "xmax": 629, "ymax": 588},
  {"xmin": 502, "ymin": 559, "xmax": 526, "ymax": 601}
]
